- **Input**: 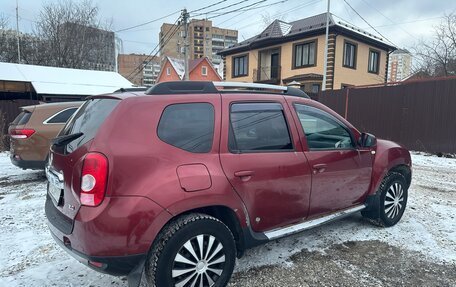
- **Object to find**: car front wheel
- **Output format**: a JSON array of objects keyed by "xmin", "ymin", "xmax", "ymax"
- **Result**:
[
  {"xmin": 145, "ymin": 213, "xmax": 236, "ymax": 287},
  {"xmin": 363, "ymin": 171, "xmax": 408, "ymax": 227}
]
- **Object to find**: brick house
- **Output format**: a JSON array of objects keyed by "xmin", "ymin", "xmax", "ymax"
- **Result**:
[{"xmin": 156, "ymin": 57, "xmax": 222, "ymax": 83}]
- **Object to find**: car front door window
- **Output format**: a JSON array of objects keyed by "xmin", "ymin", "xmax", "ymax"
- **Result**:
[{"xmin": 294, "ymin": 104, "xmax": 354, "ymax": 150}]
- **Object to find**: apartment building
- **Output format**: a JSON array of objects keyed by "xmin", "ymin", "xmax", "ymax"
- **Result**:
[
  {"xmin": 387, "ymin": 49, "xmax": 412, "ymax": 82},
  {"xmin": 117, "ymin": 54, "xmax": 160, "ymax": 86},
  {"xmin": 219, "ymin": 13, "xmax": 396, "ymax": 92},
  {"xmin": 159, "ymin": 19, "xmax": 238, "ymax": 65}
]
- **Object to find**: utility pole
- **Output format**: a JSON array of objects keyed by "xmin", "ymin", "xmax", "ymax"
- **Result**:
[
  {"xmin": 322, "ymin": 0, "xmax": 330, "ymax": 91},
  {"xmin": 182, "ymin": 8, "xmax": 190, "ymax": 80},
  {"xmin": 16, "ymin": 0, "xmax": 21, "ymax": 63}
]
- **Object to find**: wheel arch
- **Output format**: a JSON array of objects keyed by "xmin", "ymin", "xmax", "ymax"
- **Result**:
[
  {"xmin": 180, "ymin": 205, "xmax": 246, "ymax": 257},
  {"xmin": 389, "ymin": 164, "xmax": 412, "ymax": 189},
  {"xmin": 149, "ymin": 204, "xmax": 249, "ymax": 259}
]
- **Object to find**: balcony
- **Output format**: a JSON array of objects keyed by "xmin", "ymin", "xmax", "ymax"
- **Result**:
[{"xmin": 254, "ymin": 66, "xmax": 281, "ymax": 84}]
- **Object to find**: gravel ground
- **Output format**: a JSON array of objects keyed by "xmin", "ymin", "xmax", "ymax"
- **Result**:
[{"xmin": 0, "ymin": 152, "xmax": 455, "ymax": 286}]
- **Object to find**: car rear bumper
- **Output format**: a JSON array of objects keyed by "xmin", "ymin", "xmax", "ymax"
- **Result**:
[
  {"xmin": 10, "ymin": 155, "xmax": 45, "ymax": 169},
  {"xmin": 48, "ymin": 229, "xmax": 146, "ymax": 276},
  {"xmin": 45, "ymin": 193, "xmax": 172, "ymax": 277}
]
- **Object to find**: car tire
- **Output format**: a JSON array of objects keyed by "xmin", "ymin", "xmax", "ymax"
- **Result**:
[
  {"xmin": 362, "ymin": 172, "xmax": 408, "ymax": 227},
  {"xmin": 145, "ymin": 213, "xmax": 236, "ymax": 287}
]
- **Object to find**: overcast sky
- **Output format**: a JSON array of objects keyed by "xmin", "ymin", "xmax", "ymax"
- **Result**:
[{"xmin": 0, "ymin": 0, "xmax": 454, "ymax": 55}]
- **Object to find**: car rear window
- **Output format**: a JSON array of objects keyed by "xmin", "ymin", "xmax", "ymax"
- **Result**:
[
  {"xmin": 62, "ymin": 98, "xmax": 119, "ymax": 153},
  {"xmin": 46, "ymin": 107, "xmax": 78, "ymax": 124},
  {"xmin": 157, "ymin": 103, "xmax": 214, "ymax": 153},
  {"xmin": 11, "ymin": 111, "xmax": 32, "ymax": 126}
]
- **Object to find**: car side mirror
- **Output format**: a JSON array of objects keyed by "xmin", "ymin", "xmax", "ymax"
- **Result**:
[{"xmin": 359, "ymin": 133, "xmax": 377, "ymax": 148}]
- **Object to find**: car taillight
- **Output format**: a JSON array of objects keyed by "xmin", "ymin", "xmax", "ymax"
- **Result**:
[
  {"xmin": 10, "ymin": 129, "xmax": 35, "ymax": 139},
  {"xmin": 80, "ymin": 152, "xmax": 108, "ymax": 207}
]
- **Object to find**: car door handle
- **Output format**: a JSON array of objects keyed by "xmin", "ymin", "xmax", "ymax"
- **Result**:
[
  {"xmin": 234, "ymin": 170, "xmax": 254, "ymax": 177},
  {"xmin": 234, "ymin": 170, "xmax": 254, "ymax": 181},
  {"xmin": 312, "ymin": 164, "xmax": 327, "ymax": 174}
]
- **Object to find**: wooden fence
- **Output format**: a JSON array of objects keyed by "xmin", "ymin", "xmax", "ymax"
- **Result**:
[{"xmin": 316, "ymin": 77, "xmax": 456, "ymax": 154}]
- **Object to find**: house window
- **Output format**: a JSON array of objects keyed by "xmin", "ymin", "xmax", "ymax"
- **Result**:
[
  {"xmin": 343, "ymin": 41, "xmax": 357, "ymax": 68},
  {"xmin": 294, "ymin": 41, "xmax": 316, "ymax": 68},
  {"xmin": 368, "ymin": 49, "xmax": 380, "ymax": 74},
  {"xmin": 311, "ymin": 84, "xmax": 320, "ymax": 93},
  {"xmin": 233, "ymin": 54, "xmax": 248, "ymax": 77},
  {"xmin": 166, "ymin": 67, "xmax": 171, "ymax": 75},
  {"xmin": 202, "ymin": 66, "xmax": 208, "ymax": 76}
]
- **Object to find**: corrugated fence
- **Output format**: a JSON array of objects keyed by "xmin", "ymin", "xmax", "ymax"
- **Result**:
[{"xmin": 317, "ymin": 77, "xmax": 456, "ymax": 154}]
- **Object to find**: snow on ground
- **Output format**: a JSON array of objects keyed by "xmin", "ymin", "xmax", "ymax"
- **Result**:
[{"xmin": 0, "ymin": 152, "xmax": 455, "ymax": 286}]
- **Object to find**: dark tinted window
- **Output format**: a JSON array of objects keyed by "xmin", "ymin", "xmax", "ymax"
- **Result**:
[
  {"xmin": 229, "ymin": 103, "xmax": 293, "ymax": 152},
  {"xmin": 12, "ymin": 111, "xmax": 32, "ymax": 125},
  {"xmin": 63, "ymin": 99, "xmax": 119, "ymax": 153},
  {"xmin": 368, "ymin": 50, "xmax": 380, "ymax": 73},
  {"xmin": 233, "ymin": 55, "xmax": 248, "ymax": 77},
  {"xmin": 157, "ymin": 103, "xmax": 214, "ymax": 153},
  {"xmin": 294, "ymin": 104, "xmax": 353, "ymax": 150},
  {"xmin": 46, "ymin": 108, "xmax": 78, "ymax": 124},
  {"xmin": 343, "ymin": 42, "xmax": 357, "ymax": 68}
]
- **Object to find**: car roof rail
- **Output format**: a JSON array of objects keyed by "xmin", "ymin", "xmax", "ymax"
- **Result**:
[
  {"xmin": 146, "ymin": 81, "xmax": 310, "ymax": 98},
  {"xmin": 146, "ymin": 81, "xmax": 219, "ymax": 94},
  {"xmin": 212, "ymin": 81, "xmax": 310, "ymax": 98}
]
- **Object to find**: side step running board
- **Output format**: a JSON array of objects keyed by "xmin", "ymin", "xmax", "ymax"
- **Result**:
[{"xmin": 264, "ymin": 205, "xmax": 366, "ymax": 240}]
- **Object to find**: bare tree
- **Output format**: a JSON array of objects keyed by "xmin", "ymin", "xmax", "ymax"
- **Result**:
[
  {"xmin": 0, "ymin": 13, "xmax": 9, "ymax": 29},
  {"xmin": 414, "ymin": 13, "xmax": 456, "ymax": 77},
  {"xmin": 34, "ymin": 0, "xmax": 115, "ymax": 70},
  {"xmin": 261, "ymin": 11, "xmax": 288, "ymax": 29}
]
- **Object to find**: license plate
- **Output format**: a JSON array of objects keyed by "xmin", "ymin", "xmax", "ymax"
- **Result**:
[
  {"xmin": 46, "ymin": 168, "xmax": 63, "ymax": 204},
  {"xmin": 48, "ymin": 182, "xmax": 62, "ymax": 203}
]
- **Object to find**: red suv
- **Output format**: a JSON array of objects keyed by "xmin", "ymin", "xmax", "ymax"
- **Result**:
[{"xmin": 45, "ymin": 81, "xmax": 411, "ymax": 287}]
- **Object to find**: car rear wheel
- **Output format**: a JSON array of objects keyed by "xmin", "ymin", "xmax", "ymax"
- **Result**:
[
  {"xmin": 363, "ymin": 172, "xmax": 408, "ymax": 227},
  {"xmin": 145, "ymin": 213, "xmax": 236, "ymax": 287}
]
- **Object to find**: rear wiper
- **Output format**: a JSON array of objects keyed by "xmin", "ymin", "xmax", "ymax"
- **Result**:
[{"xmin": 52, "ymin": 132, "xmax": 83, "ymax": 147}]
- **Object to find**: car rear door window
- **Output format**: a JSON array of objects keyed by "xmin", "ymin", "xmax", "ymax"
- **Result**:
[
  {"xmin": 46, "ymin": 108, "xmax": 78, "ymax": 124},
  {"xmin": 229, "ymin": 103, "xmax": 293, "ymax": 152},
  {"xmin": 157, "ymin": 103, "xmax": 214, "ymax": 153},
  {"xmin": 294, "ymin": 104, "xmax": 354, "ymax": 150}
]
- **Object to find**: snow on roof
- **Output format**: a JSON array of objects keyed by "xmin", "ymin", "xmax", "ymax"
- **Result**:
[
  {"xmin": 167, "ymin": 57, "xmax": 185, "ymax": 80},
  {"xmin": 0, "ymin": 62, "xmax": 133, "ymax": 95}
]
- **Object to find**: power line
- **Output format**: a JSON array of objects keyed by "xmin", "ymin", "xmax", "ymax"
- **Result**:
[
  {"xmin": 206, "ymin": 0, "xmax": 269, "ymax": 19},
  {"xmin": 216, "ymin": 1, "xmax": 263, "ymax": 26},
  {"xmin": 115, "ymin": 10, "xmax": 180, "ymax": 33},
  {"xmin": 189, "ymin": 0, "xmax": 229, "ymax": 13},
  {"xmin": 342, "ymin": 0, "xmax": 398, "ymax": 47},
  {"xmin": 210, "ymin": 0, "xmax": 289, "ymax": 17},
  {"xmin": 116, "ymin": 0, "xmax": 235, "ymax": 33},
  {"xmin": 192, "ymin": 0, "xmax": 250, "ymax": 17},
  {"xmin": 126, "ymin": 16, "xmax": 182, "ymax": 80},
  {"xmin": 128, "ymin": 22, "xmax": 182, "ymax": 80},
  {"xmin": 364, "ymin": 16, "xmax": 445, "ymax": 29},
  {"xmin": 233, "ymin": 0, "xmax": 321, "ymax": 31},
  {"xmin": 216, "ymin": 0, "xmax": 301, "ymax": 27},
  {"xmin": 359, "ymin": 0, "xmax": 417, "ymax": 41}
]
